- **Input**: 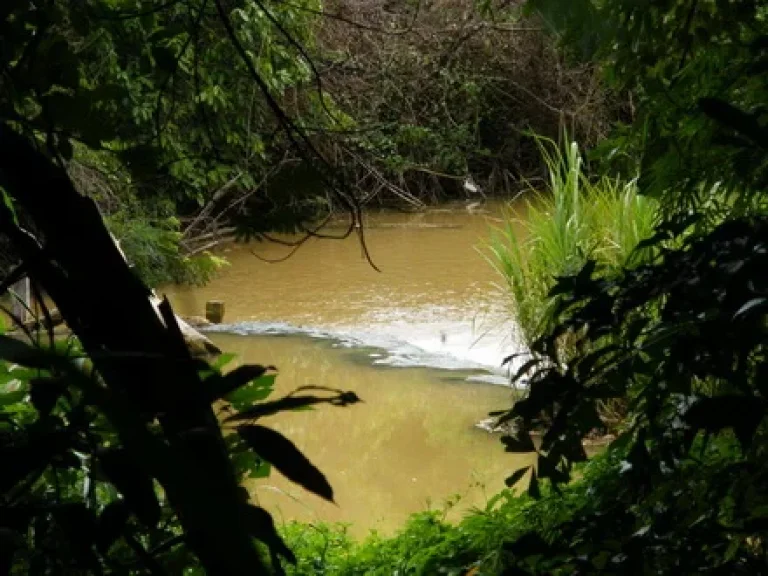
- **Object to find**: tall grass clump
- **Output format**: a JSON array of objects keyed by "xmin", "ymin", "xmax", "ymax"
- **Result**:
[{"xmin": 486, "ymin": 136, "xmax": 658, "ymax": 345}]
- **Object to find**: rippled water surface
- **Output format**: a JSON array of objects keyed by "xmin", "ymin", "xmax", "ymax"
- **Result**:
[{"xmin": 165, "ymin": 203, "xmax": 533, "ymax": 534}]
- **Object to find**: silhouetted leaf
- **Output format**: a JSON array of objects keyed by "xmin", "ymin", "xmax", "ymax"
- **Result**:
[
  {"xmin": 225, "ymin": 391, "xmax": 361, "ymax": 422},
  {"xmin": 210, "ymin": 365, "xmax": 275, "ymax": 405},
  {"xmin": 537, "ymin": 453, "xmax": 568, "ymax": 484},
  {"xmin": 699, "ymin": 98, "xmax": 768, "ymax": 148},
  {"xmin": 51, "ymin": 450, "xmax": 81, "ymax": 470},
  {"xmin": 528, "ymin": 470, "xmax": 540, "ymax": 499},
  {"xmin": 0, "ymin": 336, "xmax": 50, "ymax": 369},
  {"xmin": 52, "ymin": 503, "xmax": 99, "ymax": 569},
  {"xmin": 57, "ymin": 136, "xmax": 73, "ymax": 161},
  {"xmin": 0, "ymin": 525, "xmax": 24, "ymax": 575},
  {"xmin": 152, "ymin": 46, "xmax": 178, "ymax": 75},
  {"xmin": 501, "ymin": 433, "xmax": 535, "ymax": 453},
  {"xmin": 503, "ymin": 531, "xmax": 551, "ymax": 556},
  {"xmin": 97, "ymin": 500, "xmax": 130, "ymax": 553},
  {"xmin": 29, "ymin": 377, "xmax": 68, "ymax": 417},
  {"xmin": 512, "ymin": 358, "xmax": 542, "ymax": 384},
  {"xmin": 238, "ymin": 425, "xmax": 333, "ymax": 502},
  {"xmin": 99, "ymin": 448, "xmax": 160, "ymax": 527},
  {"xmin": 242, "ymin": 505, "xmax": 296, "ymax": 564},
  {"xmin": 505, "ymin": 466, "xmax": 530, "ymax": 488},
  {"xmin": 684, "ymin": 396, "xmax": 765, "ymax": 449}
]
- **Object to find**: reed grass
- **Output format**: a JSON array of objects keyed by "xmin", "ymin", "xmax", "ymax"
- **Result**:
[{"xmin": 486, "ymin": 136, "xmax": 658, "ymax": 345}]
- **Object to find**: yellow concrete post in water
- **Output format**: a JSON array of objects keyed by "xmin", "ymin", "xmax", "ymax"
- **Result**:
[{"xmin": 205, "ymin": 300, "xmax": 225, "ymax": 324}]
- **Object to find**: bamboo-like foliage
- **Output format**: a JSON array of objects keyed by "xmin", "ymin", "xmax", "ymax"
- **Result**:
[{"xmin": 485, "ymin": 135, "xmax": 657, "ymax": 344}]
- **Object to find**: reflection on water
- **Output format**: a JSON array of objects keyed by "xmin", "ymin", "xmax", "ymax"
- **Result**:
[
  {"xmin": 215, "ymin": 333, "xmax": 534, "ymax": 536},
  {"xmin": 164, "ymin": 203, "xmax": 532, "ymax": 535}
]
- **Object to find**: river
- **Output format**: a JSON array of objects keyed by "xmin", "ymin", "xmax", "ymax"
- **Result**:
[{"xmin": 164, "ymin": 202, "xmax": 535, "ymax": 536}]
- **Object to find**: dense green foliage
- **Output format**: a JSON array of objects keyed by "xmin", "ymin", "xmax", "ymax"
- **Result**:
[
  {"xmin": 480, "ymin": 0, "xmax": 768, "ymax": 573},
  {"xmin": 276, "ymin": 0, "xmax": 768, "ymax": 573},
  {"xmin": 4, "ymin": 0, "xmax": 768, "ymax": 573},
  {"xmin": 1, "ymin": 0, "xmax": 619, "ymax": 286},
  {"xmin": 316, "ymin": 0, "xmax": 619, "ymax": 202},
  {"xmin": 528, "ymin": 0, "xmax": 768, "ymax": 209},
  {"xmin": 0, "ymin": 0, "xmax": 346, "ymax": 285},
  {"xmin": 278, "ymin": 446, "xmax": 676, "ymax": 575},
  {"xmin": 487, "ymin": 136, "xmax": 656, "ymax": 345},
  {"xmin": 0, "ymin": 321, "xmax": 359, "ymax": 573},
  {"xmin": 1, "ymin": 2, "xmax": 363, "ymax": 573}
]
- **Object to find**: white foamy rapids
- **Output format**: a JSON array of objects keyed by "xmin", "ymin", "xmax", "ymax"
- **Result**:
[{"xmin": 203, "ymin": 316, "xmax": 532, "ymax": 384}]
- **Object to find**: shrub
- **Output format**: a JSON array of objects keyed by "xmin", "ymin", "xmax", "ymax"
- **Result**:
[
  {"xmin": 485, "ymin": 136, "xmax": 657, "ymax": 345},
  {"xmin": 280, "ymin": 449, "xmax": 626, "ymax": 575}
]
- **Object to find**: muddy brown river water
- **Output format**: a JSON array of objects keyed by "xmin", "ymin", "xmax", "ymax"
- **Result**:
[{"xmin": 164, "ymin": 202, "xmax": 535, "ymax": 536}]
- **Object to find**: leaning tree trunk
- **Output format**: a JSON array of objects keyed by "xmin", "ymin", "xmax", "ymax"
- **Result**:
[{"xmin": 0, "ymin": 124, "xmax": 267, "ymax": 574}]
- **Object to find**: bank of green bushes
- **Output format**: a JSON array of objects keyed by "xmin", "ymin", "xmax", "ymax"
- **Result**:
[
  {"xmin": 279, "ymin": 426, "xmax": 750, "ymax": 575},
  {"xmin": 279, "ymin": 450, "xmax": 618, "ymax": 575}
]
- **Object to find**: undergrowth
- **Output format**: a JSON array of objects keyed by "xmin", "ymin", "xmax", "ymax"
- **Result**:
[{"xmin": 280, "ymin": 450, "xmax": 624, "ymax": 576}]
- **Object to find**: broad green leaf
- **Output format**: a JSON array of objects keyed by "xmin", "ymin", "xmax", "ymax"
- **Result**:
[
  {"xmin": 225, "ymin": 374, "xmax": 276, "ymax": 410},
  {"xmin": 212, "ymin": 352, "xmax": 236, "ymax": 372}
]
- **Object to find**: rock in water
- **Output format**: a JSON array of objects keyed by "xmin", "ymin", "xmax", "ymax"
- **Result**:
[{"xmin": 150, "ymin": 295, "xmax": 222, "ymax": 357}]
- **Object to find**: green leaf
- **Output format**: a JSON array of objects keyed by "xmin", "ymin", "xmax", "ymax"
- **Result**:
[
  {"xmin": 214, "ymin": 364, "xmax": 272, "ymax": 398},
  {"xmin": 504, "ymin": 466, "xmax": 531, "ymax": 488},
  {"xmin": 225, "ymin": 433, "xmax": 271, "ymax": 480},
  {"xmin": 0, "ymin": 390, "xmax": 26, "ymax": 407},
  {"xmin": 98, "ymin": 448, "xmax": 160, "ymax": 527},
  {"xmin": 225, "ymin": 373, "xmax": 276, "ymax": 410},
  {"xmin": 237, "ymin": 425, "xmax": 334, "ymax": 502},
  {"xmin": 212, "ymin": 352, "xmax": 236, "ymax": 372},
  {"xmin": 149, "ymin": 24, "xmax": 188, "ymax": 43}
]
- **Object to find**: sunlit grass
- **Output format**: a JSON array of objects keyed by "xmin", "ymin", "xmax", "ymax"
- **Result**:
[{"xmin": 485, "ymin": 136, "xmax": 658, "ymax": 345}]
